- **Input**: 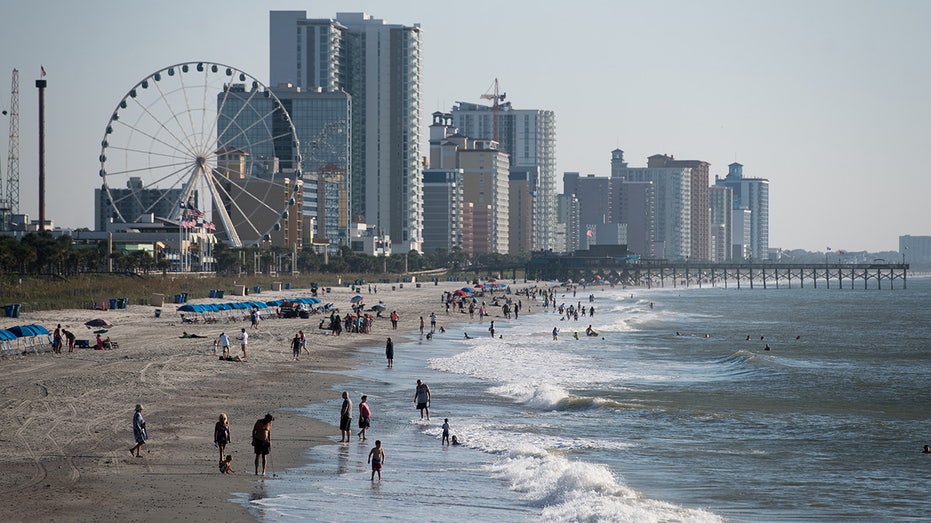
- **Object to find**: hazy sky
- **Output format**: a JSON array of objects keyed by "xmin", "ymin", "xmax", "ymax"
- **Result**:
[{"xmin": 0, "ymin": 0, "xmax": 928, "ymax": 252}]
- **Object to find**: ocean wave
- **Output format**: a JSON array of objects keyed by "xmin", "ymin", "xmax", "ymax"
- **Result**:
[{"xmin": 487, "ymin": 452, "xmax": 724, "ymax": 523}]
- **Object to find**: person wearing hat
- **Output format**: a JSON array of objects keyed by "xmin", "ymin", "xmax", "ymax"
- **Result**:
[
  {"xmin": 252, "ymin": 413, "xmax": 274, "ymax": 476},
  {"xmin": 131, "ymin": 404, "xmax": 147, "ymax": 457}
]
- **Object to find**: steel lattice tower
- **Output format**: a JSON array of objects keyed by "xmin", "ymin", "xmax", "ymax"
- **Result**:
[{"xmin": 6, "ymin": 69, "xmax": 20, "ymax": 214}]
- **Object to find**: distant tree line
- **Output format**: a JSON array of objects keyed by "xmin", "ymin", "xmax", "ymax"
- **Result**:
[{"xmin": 0, "ymin": 232, "xmax": 532, "ymax": 277}]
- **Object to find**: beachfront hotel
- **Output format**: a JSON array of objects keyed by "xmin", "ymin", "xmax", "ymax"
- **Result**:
[
  {"xmin": 451, "ymin": 101, "xmax": 557, "ymax": 253},
  {"xmin": 270, "ymin": 11, "xmax": 424, "ymax": 253}
]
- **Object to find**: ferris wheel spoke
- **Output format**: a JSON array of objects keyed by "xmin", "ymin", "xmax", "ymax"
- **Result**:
[
  {"xmin": 102, "ymin": 158, "xmax": 193, "ymax": 179},
  {"xmin": 150, "ymin": 73, "xmax": 203, "ymax": 158},
  {"xmin": 111, "ymin": 117, "xmax": 197, "ymax": 161},
  {"xmin": 175, "ymin": 64, "xmax": 205, "ymax": 154},
  {"xmin": 214, "ymin": 88, "xmax": 269, "ymax": 152},
  {"xmin": 206, "ymin": 76, "xmax": 260, "ymax": 157},
  {"xmin": 214, "ymin": 110, "xmax": 281, "ymax": 160},
  {"xmin": 126, "ymin": 95, "xmax": 199, "ymax": 159},
  {"xmin": 105, "ymin": 144, "xmax": 190, "ymax": 162}
]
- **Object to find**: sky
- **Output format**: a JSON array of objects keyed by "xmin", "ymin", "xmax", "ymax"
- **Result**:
[{"xmin": 0, "ymin": 0, "xmax": 928, "ymax": 252}]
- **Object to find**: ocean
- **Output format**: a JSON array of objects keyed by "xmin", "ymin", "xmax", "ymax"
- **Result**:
[{"xmin": 239, "ymin": 276, "xmax": 931, "ymax": 522}]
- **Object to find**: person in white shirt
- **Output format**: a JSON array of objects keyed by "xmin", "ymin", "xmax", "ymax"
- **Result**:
[{"xmin": 238, "ymin": 328, "xmax": 248, "ymax": 359}]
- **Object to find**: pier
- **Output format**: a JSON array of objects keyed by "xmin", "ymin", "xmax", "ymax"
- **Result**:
[{"xmin": 525, "ymin": 255, "xmax": 909, "ymax": 290}]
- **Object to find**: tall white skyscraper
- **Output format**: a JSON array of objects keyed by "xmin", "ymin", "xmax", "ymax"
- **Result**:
[
  {"xmin": 451, "ymin": 101, "xmax": 556, "ymax": 252},
  {"xmin": 270, "ymin": 11, "xmax": 424, "ymax": 252},
  {"xmin": 714, "ymin": 163, "xmax": 769, "ymax": 260}
]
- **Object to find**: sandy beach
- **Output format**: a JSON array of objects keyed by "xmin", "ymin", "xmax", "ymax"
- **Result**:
[{"xmin": 0, "ymin": 279, "xmax": 486, "ymax": 522}]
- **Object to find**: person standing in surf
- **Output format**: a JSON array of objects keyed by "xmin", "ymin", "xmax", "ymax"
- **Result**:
[{"xmin": 414, "ymin": 379, "xmax": 431, "ymax": 420}]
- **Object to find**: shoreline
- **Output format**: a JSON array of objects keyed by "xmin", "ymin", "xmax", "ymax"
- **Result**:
[{"xmin": 0, "ymin": 280, "xmax": 526, "ymax": 522}]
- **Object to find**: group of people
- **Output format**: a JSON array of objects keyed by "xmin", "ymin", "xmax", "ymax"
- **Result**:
[
  {"xmin": 214, "ymin": 329, "xmax": 249, "ymax": 361},
  {"xmin": 52, "ymin": 324, "xmax": 76, "ymax": 353},
  {"xmin": 334, "ymin": 378, "xmax": 459, "ymax": 481}
]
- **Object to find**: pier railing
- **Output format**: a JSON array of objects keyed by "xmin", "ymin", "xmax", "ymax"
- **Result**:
[{"xmin": 525, "ymin": 257, "xmax": 909, "ymax": 290}]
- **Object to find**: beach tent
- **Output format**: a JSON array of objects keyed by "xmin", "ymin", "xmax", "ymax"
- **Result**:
[{"xmin": 350, "ymin": 295, "xmax": 365, "ymax": 304}]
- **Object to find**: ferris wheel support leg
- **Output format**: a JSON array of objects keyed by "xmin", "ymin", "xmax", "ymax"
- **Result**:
[{"xmin": 202, "ymin": 168, "xmax": 243, "ymax": 248}]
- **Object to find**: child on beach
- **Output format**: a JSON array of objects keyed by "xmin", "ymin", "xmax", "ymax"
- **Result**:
[
  {"xmin": 442, "ymin": 418, "xmax": 451, "ymax": 445},
  {"xmin": 452, "ymin": 435, "xmax": 461, "ymax": 446},
  {"xmin": 219, "ymin": 455, "xmax": 235, "ymax": 474},
  {"xmin": 367, "ymin": 440, "xmax": 385, "ymax": 481}
]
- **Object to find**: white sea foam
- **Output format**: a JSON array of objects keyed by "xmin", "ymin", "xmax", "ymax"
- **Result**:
[{"xmin": 488, "ymin": 451, "xmax": 724, "ymax": 523}]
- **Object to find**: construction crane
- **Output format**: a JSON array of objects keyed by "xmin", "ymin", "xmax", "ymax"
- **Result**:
[
  {"xmin": 5, "ymin": 69, "xmax": 19, "ymax": 215},
  {"xmin": 480, "ymin": 78, "xmax": 506, "ymax": 143}
]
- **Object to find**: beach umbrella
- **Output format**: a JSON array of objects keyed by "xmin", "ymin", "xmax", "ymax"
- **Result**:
[
  {"xmin": 459, "ymin": 287, "xmax": 473, "ymax": 294},
  {"xmin": 370, "ymin": 304, "xmax": 386, "ymax": 312},
  {"xmin": 0, "ymin": 329, "xmax": 16, "ymax": 341},
  {"xmin": 84, "ymin": 318, "xmax": 113, "ymax": 328},
  {"xmin": 8, "ymin": 324, "xmax": 49, "ymax": 337},
  {"xmin": 350, "ymin": 295, "xmax": 365, "ymax": 304}
]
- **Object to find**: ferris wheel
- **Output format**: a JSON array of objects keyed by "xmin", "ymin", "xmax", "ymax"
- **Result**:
[{"xmin": 98, "ymin": 61, "xmax": 302, "ymax": 247}]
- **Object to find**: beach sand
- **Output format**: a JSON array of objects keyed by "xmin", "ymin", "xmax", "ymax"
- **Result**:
[{"xmin": 0, "ymin": 279, "xmax": 485, "ymax": 522}]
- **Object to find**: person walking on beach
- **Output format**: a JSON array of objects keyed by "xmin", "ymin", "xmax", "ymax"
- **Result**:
[
  {"xmin": 390, "ymin": 310, "xmax": 399, "ymax": 330},
  {"xmin": 214, "ymin": 413, "xmax": 231, "ymax": 463},
  {"xmin": 488, "ymin": 321, "xmax": 495, "ymax": 337},
  {"xmin": 368, "ymin": 440, "xmax": 385, "ymax": 481},
  {"xmin": 339, "ymin": 392, "xmax": 353, "ymax": 442},
  {"xmin": 238, "ymin": 328, "xmax": 248, "ymax": 359},
  {"xmin": 552, "ymin": 327, "xmax": 559, "ymax": 340},
  {"xmin": 430, "ymin": 312, "xmax": 437, "ymax": 332},
  {"xmin": 252, "ymin": 413, "xmax": 274, "ymax": 476},
  {"xmin": 130, "ymin": 404, "xmax": 147, "ymax": 457},
  {"xmin": 385, "ymin": 337, "xmax": 394, "ymax": 368},
  {"xmin": 291, "ymin": 333, "xmax": 302, "ymax": 361},
  {"xmin": 358, "ymin": 395, "xmax": 372, "ymax": 440},
  {"xmin": 299, "ymin": 330, "xmax": 309, "ymax": 355},
  {"xmin": 217, "ymin": 332, "xmax": 231, "ymax": 357},
  {"xmin": 414, "ymin": 379, "xmax": 431, "ymax": 420},
  {"xmin": 419, "ymin": 316, "xmax": 425, "ymax": 337},
  {"xmin": 442, "ymin": 418, "xmax": 451, "ymax": 446}
]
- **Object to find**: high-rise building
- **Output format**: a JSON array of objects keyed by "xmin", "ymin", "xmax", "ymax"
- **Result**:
[
  {"xmin": 427, "ymin": 112, "xmax": 509, "ymax": 255},
  {"xmin": 556, "ymin": 193, "xmax": 580, "ymax": 253},
  {"xmin": 614, "ymin": 180, "xmax": 655, "ymax": 258},
  {"xmin": 899, "ymin": 235, "xmax": 931, "ymax": 265},
  {"xmin": 564, "ymin": 172, "xmax": 612, "ymax": 249},
  {"xmin": 714, "ymin": 163, "xmax": 769, "ymax": 259},
  {"xmin": 508, "ymin": 167, "xmax": 537, "ymax": 255},
  {"xmin": 708, "ymin": 185, "xmax": 733, "ymax": 262},
  {"xmin": 451, "ymin": 101, "xmax": 556, "ymax": 252},
  {"xmin": 422, "ymin": 169, "xmax": 463, "ymax": 254},
  {"xmin": 614, "ymin": 157, "xmax": 691, "ymax": 260},
  {"xmin": 270, "ymin": 11, "xmax": 423, "ymax": 252},
  {"xmin": 647, "ymin": 154, "xmax": 710, "ymax": 261}
]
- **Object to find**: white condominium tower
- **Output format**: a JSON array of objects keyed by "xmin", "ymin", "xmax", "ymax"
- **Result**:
[
  {"xmin": 270, "ymin": 11, "xmax": 424, "ymax": 252},
  {"xmin": 451, "ymin": 101, "xmax": 556, "ymax": 252}
]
